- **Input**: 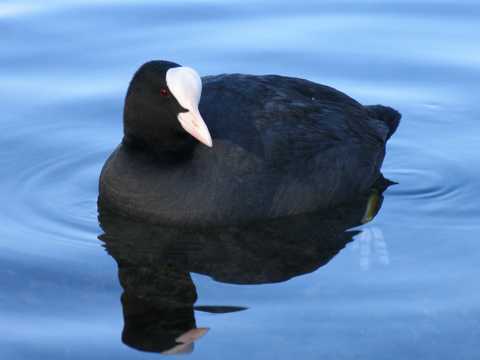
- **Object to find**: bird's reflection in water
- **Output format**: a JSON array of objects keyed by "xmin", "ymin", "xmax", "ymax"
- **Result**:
[{"xmin": 98, "ymin": 177, "xmax": 393, "ymax": 354}]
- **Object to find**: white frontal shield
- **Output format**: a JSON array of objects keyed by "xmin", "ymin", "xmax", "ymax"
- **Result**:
[{"xmin": 166, "ymin": 66, "xmax": 213, "ymax": 147}]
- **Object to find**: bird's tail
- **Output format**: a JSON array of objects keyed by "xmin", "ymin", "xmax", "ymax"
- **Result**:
[{"xmin": 365, "ymin": 105, "xmax": 401, "ymax": 140}]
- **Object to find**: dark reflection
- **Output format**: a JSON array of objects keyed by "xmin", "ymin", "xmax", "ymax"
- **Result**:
[{"xmin": 98, "ymin": 177, "xmax": 393, "ymax": 354}]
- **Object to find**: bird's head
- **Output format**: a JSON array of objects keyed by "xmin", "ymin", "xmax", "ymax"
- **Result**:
[{"xmin": 123, "ymin": 61, "xmax": 212, "ymax": 158}]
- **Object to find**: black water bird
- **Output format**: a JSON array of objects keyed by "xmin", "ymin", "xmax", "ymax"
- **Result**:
[{"xmin": 99, "ymin": 60, "xmax": 400, "ymax": 225}]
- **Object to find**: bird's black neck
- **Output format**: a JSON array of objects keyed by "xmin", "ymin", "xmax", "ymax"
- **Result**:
[{"xmin": 122, "ymin": 134, "xmax": 196, "ymax": 165}]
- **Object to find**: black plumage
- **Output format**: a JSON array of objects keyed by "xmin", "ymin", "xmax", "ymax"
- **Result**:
[{"xmin": 99, "ymin": 61, "xmax": 400, "ymax": 225}]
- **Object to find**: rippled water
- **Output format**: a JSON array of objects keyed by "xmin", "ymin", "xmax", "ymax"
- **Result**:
[{"xmin": 1, "ymin": 1, "xmax": 479, "ymax": 359}]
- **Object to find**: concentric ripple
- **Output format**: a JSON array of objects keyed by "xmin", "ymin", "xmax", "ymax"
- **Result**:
[
  {"xmin": 1, "ymin": 146, "xmax": 108, "ymax": 247},
  {"xmin": 382, "ymin": 142, "xmax": 480, "ymax": 229},
  {"xmin": 0, "ymin": 95, "xmax": 119, "ymax": 252}
]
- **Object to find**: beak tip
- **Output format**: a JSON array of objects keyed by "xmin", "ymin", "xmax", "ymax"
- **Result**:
[
  {"xmin": 203, "ymin": 135, "xmax": 213, "ymax": 148},
  {"xmin": 177, "ymin": 110, "xmax": 213, "ymax": 148}
]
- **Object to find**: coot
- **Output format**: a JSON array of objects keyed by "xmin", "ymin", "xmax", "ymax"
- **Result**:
[{"xmin": 99, "ymin": 60, "xmax": 400, "ymax": 225}]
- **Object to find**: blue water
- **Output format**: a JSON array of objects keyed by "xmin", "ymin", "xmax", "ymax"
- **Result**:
[{"xmin": 1, "ymin": 0, "xmax": 480, "ymax": 358}]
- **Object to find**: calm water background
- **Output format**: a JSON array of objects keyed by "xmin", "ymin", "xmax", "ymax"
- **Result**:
[{"xmin": 1, "ymin": 0, "xmax": 480, "ymax": 358}]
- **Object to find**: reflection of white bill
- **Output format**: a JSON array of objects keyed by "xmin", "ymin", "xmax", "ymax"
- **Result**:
[{"xmin": 162, "ymin": 328, "xmax": 209, "ymax": 355}]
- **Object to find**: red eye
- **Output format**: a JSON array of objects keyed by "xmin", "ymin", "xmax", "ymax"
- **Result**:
[{"xmin": 160, "ymin": 88, "xmax": 169, "ymax": 97}]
